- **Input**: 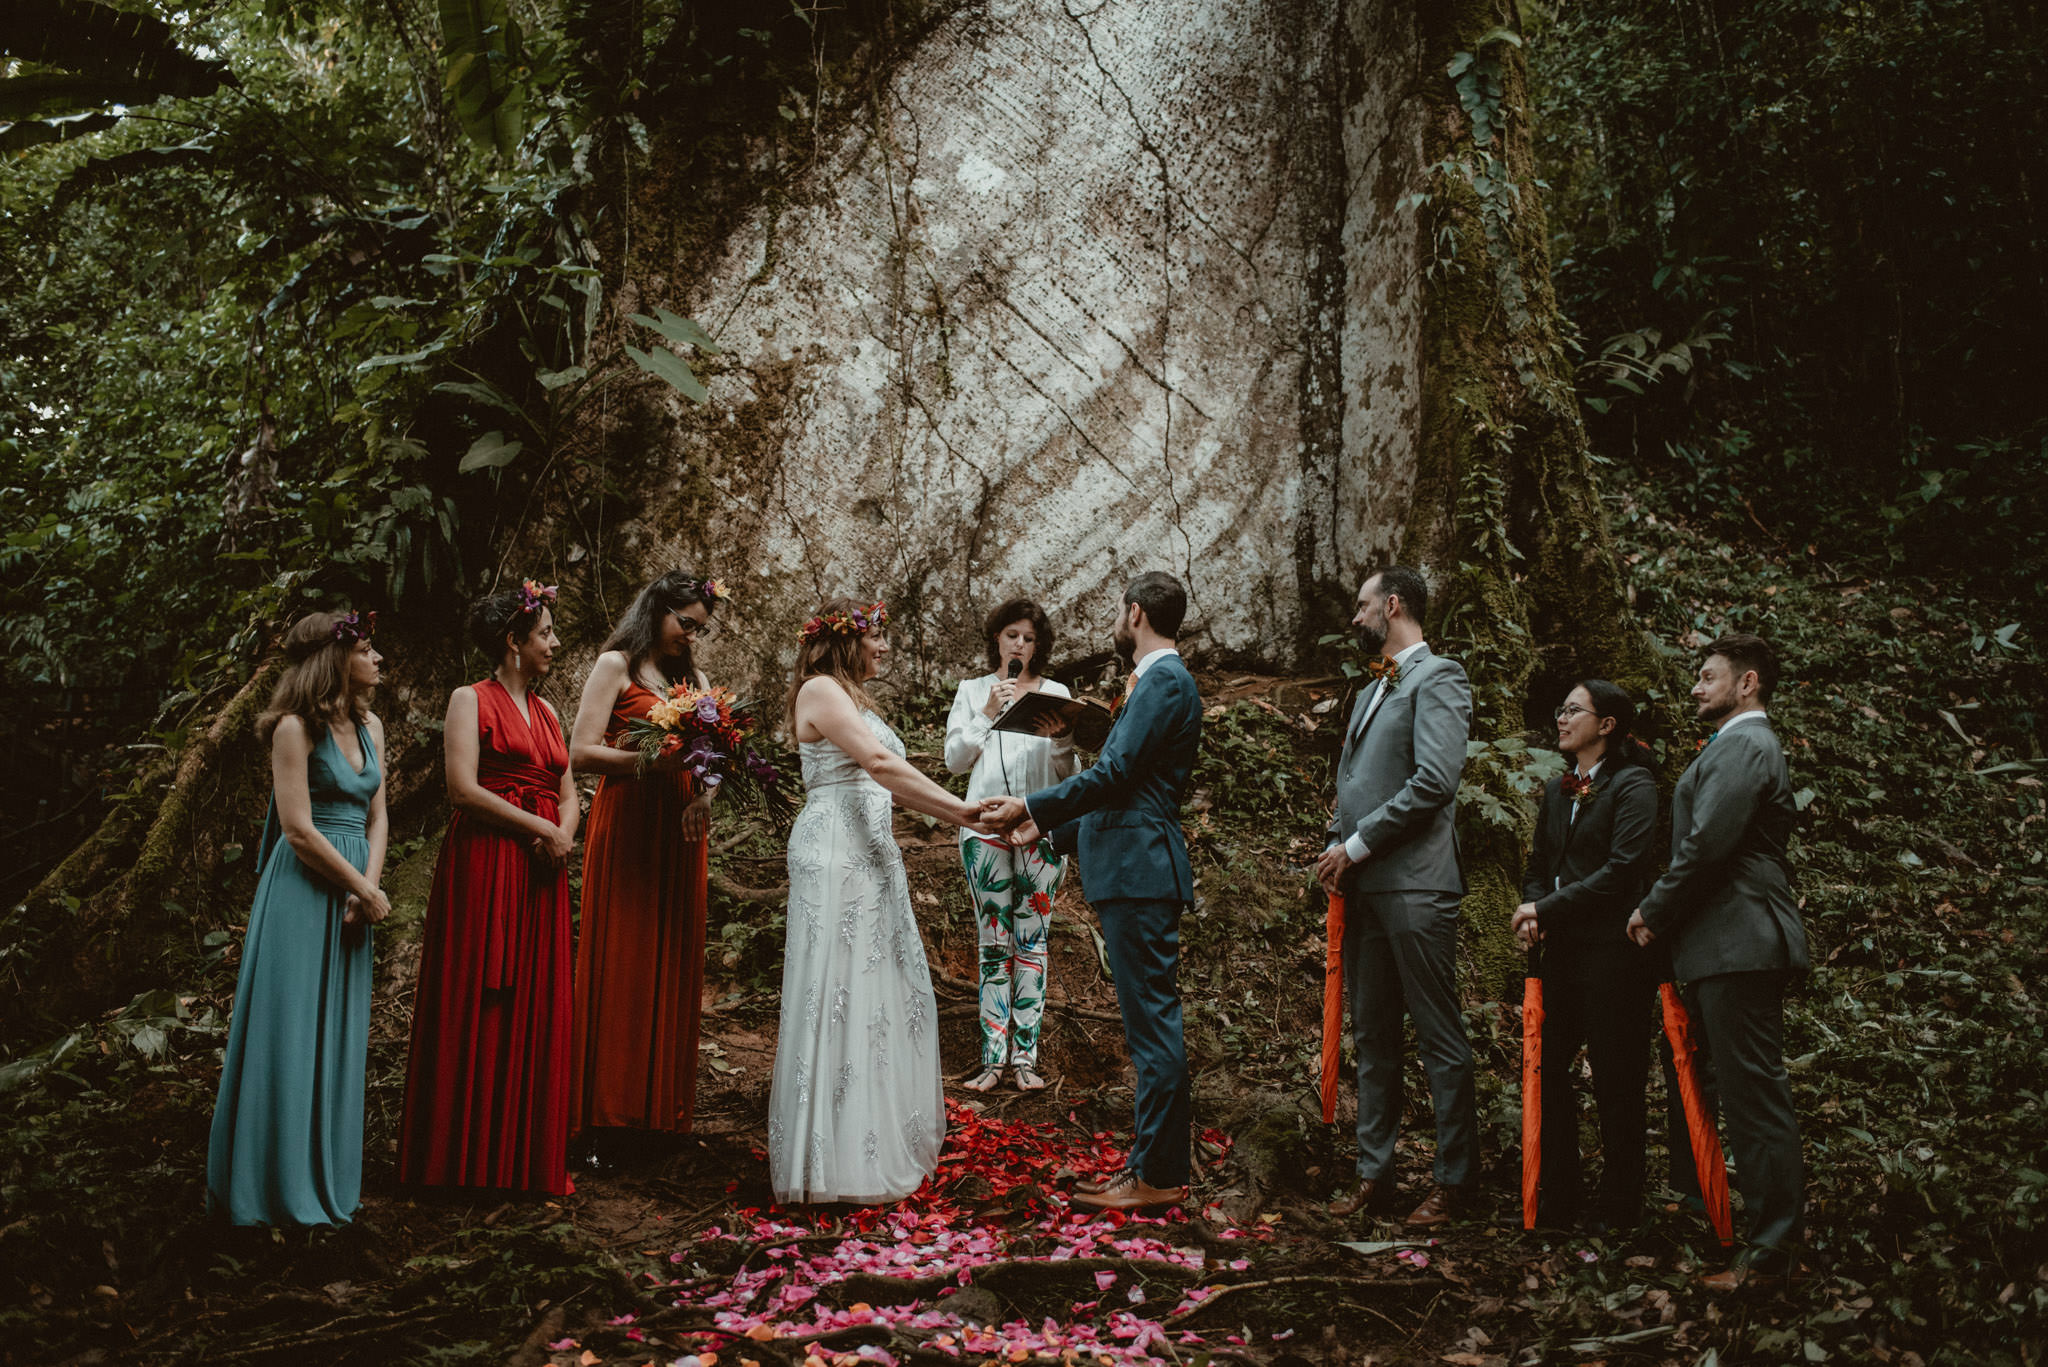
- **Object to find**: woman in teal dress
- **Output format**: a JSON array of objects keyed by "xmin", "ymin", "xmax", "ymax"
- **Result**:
[{"xmin": 207, "ymin": 609, "xmax": 392, "ymax": 1226}]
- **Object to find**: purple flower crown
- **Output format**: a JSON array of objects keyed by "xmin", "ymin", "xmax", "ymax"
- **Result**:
[
  {"xmin": 332, "ymin": 610, "xmax": 376, "ymax": 644},
  {"xmin": 517, "ymin": 579, "xmax": 558, "ymax": 617},
  {"xmin": 800, "ymin": 600, "xmax": 889, "ymax": 642}
]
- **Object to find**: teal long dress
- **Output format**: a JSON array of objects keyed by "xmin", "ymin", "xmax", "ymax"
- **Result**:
[{"xmin": 206, "ymin": 720, "xmax": 380, "ymax": 1226}]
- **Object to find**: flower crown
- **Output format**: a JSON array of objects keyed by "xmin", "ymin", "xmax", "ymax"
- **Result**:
[
  {"xmin": 516, "ymin": 579, "xmax": 558, "ymax": 616},
  {"xmin": 698, "ymin": 578, "xmax": 729, "ymax": 606},
  {"xmin": 800, "ymin": 600, "xmax": 889, "ymax": 642},
  {"xmin": 332, "ymin": 610, "xmax": 376, "ymax": 644}
]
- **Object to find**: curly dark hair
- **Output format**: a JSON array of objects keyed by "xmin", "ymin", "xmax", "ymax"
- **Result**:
[
  {"xmin": 982, "ymin": 598, "xmax": 1055, "ymax": 673},
  {"xmin": 466, "ymin": 589, "xmax": 548, "ymax": 658}
]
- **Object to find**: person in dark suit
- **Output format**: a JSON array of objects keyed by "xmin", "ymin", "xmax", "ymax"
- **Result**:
[
  {"xmin": 1315, "ymin": 565, "xmax": 1476, "ymax": 1227},
  {"xmin": 1628, "ymin": 633, "xmax": 1807, "ymax": 1288},
  {"xmin": 1512, "ymin": 679, "xmax": 1661, "ymax": 1232},
  {"xmin": 983, "ymin": 571, "xmax": 1203, "ymax": 1212}
]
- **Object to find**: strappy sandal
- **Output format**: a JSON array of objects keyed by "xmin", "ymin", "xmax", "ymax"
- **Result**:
[
  {"xmin": 1013, "ymin": 1064, "xmax": 1048, "ymax": 1092},
  {"xmin": 961, "ymin": 1066, "xmax": 1002, "ymax": 1092}
]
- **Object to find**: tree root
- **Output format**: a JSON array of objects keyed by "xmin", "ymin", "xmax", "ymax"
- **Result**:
[{"xmin": 1160, "ymin": 1272, "xmax": 1433, "ymax": 1325}]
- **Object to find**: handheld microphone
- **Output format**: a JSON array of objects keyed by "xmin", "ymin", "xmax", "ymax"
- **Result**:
[{"xmin": 1007, "ymin": 658, "xmax": 1023, "ymax": 681}]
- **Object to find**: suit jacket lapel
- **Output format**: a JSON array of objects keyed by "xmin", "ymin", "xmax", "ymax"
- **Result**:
[{"xmin": 1348, "ymin": 644, "xmax": 1431, "ymax": 749}]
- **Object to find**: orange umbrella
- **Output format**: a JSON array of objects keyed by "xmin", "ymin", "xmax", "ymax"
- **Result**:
[
  {"xmin": 1321, "ymin": 892, "xmax": 1344, "ymax": 1123},
  {"xmin": 1660, "ymin": 982, "xmax": 1734, "ymax": 1246},
  {"xmin": 1521, "ymin": 946, "xmax": 1545, "ymax": 1230}
]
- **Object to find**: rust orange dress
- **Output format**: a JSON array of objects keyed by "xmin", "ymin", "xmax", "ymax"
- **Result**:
[{"xmin": 569, "ymin": 680, "xmax": 710, "ymax": 1134}]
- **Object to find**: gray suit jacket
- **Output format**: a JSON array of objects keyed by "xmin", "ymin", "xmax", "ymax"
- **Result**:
[
  {"xmin": 1329, "ymin": 644, "xmax": 1472, "ymax": 895},
  {"xmin": 1637, "ymin": 717, "xmax": 1809, "ymax": 980}
]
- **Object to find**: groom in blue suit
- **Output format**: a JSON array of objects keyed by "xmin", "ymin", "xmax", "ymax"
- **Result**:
[{"xmin": 984, "ymin": 571, "xmax": 1203, "ymax": 1211}]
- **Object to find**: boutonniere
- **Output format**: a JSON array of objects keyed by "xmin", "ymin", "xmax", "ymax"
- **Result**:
[
  {"xmin": 1108, "ymin": 673, "xmax": 1137, "ymax": 723},
  {"xmin": 1364, "ymin": 656, "xmax": 1402, "ymax": 694},
  {"xmin": 1561, "ymin": 771, "xmax": 1599, "ymax": 805}
]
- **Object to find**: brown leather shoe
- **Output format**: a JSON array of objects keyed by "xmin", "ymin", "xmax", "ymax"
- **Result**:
[
  {"xmin": 1072, "ymin": 1168, "xmax": 1131, "ymax": 1196},
  {"xmin": 1403, "ymin": 1184, "xmax": 1467, "ymax": 1228},
  {"xmin": 1328, "ymin": 1177, "xmax": 1399, "ymax": 1218},
  {"xmin": 1070, "ymin": 1172, "xmax": 1188, "ymax": 1212}
]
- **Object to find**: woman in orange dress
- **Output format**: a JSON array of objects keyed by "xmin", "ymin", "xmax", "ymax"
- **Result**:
[{"xmin": 568, "ymin": 570, "xmax": 724, "ymax": 1165}]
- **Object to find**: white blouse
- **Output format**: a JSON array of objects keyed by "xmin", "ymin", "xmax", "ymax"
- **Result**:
[{"xmin": 944, "ymin": 673, "xmax": 1078, "ymax": 844}]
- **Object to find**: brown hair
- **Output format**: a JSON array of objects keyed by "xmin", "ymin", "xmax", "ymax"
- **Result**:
[
  {"xmin": 784, "ymin": 595, "xmax": 882, "ymax": 726},
  {"xmin": 1704, "ymin": 632, "xmax": 1781, "ymax": 701},
  {"xmin": 982, "ymin": 598, "xmax": 1055, "ymax": 673},
  {"xmin": 256, "ymin": 611, "xmax": 372, "ymax": 745}
]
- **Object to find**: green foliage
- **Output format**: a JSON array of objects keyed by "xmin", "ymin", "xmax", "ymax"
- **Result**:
[
  {"xmin": 1188, "ymin": 700, "xmax": 1328, "ymax": 827},
  {"xmin": 1530, "ymin": 0, "xmax": 2048, "ymax": 580},
  {"xmin": 439, "ymin": 0, "xmax": 525, "ymax": 160},
  {"xmin": 1593, "ymin": 484, "xmax": 2048, "ymax": 1360}
]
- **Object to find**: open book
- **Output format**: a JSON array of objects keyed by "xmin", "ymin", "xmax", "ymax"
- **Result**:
[{"xmin": 990, "ymin": 691, "xmax": 1116, "ymax": 752}]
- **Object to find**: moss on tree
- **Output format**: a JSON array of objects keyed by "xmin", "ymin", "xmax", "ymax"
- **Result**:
[{"xmin": 1403, "ymin": 0, "xmax": 1678, "ymax": 998}]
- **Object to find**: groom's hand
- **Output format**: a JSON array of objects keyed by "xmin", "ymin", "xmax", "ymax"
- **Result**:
[
  {"xmin": 1626, "ymin": 908, "xmax": 1655, "ymax": 947},
  {"xmin": 1008, "ymin": 819, "xmax": 1042, "ymax": 847},
  {"xmin": 1315, "ymin": 842, "xmax": 1354, "ymax": 895},
  {"xmin": 981, "ymin": 795, "xmax": 1028, "ymax": 832}
]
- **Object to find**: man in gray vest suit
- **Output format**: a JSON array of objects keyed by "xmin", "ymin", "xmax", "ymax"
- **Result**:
[
  {"xmin": 1629, "ymin": 633, "xmax": 1807, "ymax": 1289},
  {"xmin": 1315, "ymin": 565, "xmax": 1477, "ymax": 1227}
]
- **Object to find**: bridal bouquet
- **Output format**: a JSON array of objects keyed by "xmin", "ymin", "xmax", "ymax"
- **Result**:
[{"xmin": 624, "ymin": 683, "xmax": 795, "ymax": 826}]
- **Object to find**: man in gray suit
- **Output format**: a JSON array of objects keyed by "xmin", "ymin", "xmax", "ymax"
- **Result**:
[
  {"xmin": 1316, "ymin": 565, "xmax": 1477, "ymax": 1227},
  {"xmin": 1629, "ymin": 633, "xmax": 1807, "ymax": 1288}
]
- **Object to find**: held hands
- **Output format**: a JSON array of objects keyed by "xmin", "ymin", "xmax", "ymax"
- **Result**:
[
  {"xmin": 1626, "ymin": 908, "xmax": 1655, "ymax": 947},
  {"xmin": 1512, "ymin": 900, "xmax": 1542, "ymax": 948},
  {"xmin": 978, "ymin": 795, "xmax": 1041, "ymax": 847},
  {"xmin": 531, "ymin": 822, "xmax": 574, "ymax": 867},
  {"xmin": 980, "ymin": 794, "xmax": 1028, "ymax": 832},
  {"xmin": 1314, "ymin": 842, "xmax": 1355, "ymax": 895},
  {"xmin": 344, "ymin": 886, "xmax": 393, "ymax": 927}
]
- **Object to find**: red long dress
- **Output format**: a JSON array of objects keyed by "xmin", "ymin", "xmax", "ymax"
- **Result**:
[
  {"xmin": 569, "ymin": 681, "xmax": 710, "ymax": 1133},
  {"xmin": 397, "ymin": 679, "xmax": 573, "ymax": 1193}
]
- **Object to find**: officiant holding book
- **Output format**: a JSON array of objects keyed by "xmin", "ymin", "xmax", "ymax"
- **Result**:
[{"xmin": 944, "ymin": 599, "xmax": 1078, "ymax": 1092}]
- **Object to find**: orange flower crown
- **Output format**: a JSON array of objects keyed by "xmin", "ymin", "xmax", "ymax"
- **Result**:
[
  {"xmin": 516, "ymin": 579, "xmax": 557, "ymax": 616},
  {"xmin": 800, "ymin": 600, "xmax": 889, "ymax": 642}
]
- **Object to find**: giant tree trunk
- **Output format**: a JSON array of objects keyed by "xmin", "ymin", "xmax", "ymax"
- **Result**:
[{"xmin": 13, "ymin": 0, "xmax": 1664, "ymax": 1037}]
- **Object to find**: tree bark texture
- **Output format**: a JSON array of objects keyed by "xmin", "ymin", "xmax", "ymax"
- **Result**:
[{"xmin": 13, "ymin": 0, "xmax": 1668, "ymax": 1036}]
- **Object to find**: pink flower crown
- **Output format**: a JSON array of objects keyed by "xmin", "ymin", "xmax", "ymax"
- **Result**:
[
  {"xmin": 800, "ymin": 600, "xmax": 889, "ymax": 642},
  {"xmin": 331, "ymin": 610, "xmax": 376, "ymax": 644},
  {"xmin": 516, "ymin": 579, "xmax": 558, "ymax": 616}
]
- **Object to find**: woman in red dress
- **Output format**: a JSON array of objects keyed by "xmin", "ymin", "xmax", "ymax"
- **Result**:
[
  {"xmin": 397, "ymin": 581, "xmax": 579, "ymax": 1193},
  {"xmin": 568, "ymin": 570, "xmax": 724, "ymax": 1164}
]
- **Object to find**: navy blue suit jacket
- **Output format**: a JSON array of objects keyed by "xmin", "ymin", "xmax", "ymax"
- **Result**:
[{"xmin": 1024, "ymin": 653, "xmax": 1201, "ymax": 903}]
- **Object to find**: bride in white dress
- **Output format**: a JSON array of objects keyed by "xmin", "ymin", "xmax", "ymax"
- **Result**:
[{"xmin": 772, "ymin": 597, "xmax": 990, "ymax": 1205}]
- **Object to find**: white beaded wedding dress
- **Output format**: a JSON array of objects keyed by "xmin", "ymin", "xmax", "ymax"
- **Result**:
[{"xmin": 767, "ymin": 710, "xmax": 943, "ymax": 1204}]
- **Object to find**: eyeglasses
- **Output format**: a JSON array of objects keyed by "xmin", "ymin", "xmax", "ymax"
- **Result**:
[
  {"xmin": 1554, "ymin": 703, "xmax": 1596, "ymax": 721},
  {"xmin": 674, "ymin": 617, "xmax": 717, "ymax": 640}
]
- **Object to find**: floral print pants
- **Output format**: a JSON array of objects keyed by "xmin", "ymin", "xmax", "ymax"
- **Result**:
[{"xmin": 960, "ymin": 835, "xmax": 1065, "ymax": 1069}]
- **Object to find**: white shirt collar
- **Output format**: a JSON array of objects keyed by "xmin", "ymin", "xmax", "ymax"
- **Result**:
[
  {"xmin": 1576, "ymin": 757, "xmax": 1604, "ymax": 781},
  {"xmin": 1718, "ymin": 708, "xmax": 1769, "ymax": 734},
  {"xmin": 1133, "ymin": 646, "xmax": 1180, "ymax": 680},
  {"xmin": 1390, "ymin": 640, "xmax": 1428, "ymax": 667}
]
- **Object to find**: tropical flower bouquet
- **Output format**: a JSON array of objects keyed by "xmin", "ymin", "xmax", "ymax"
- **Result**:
[{"xmin": 624, "ymin": 683, "xmax": 795, "ymax": 827}]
